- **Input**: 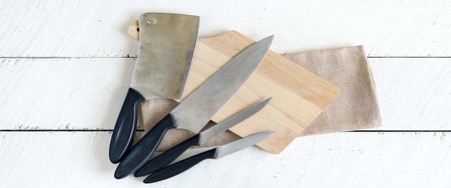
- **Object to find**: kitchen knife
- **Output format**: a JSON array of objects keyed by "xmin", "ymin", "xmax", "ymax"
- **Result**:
[
  {"xmin": 135, "ymin": 98, "xmax": 271, "ymax": 177},
  {"xmin": 114, "ymin": 35, "xmax": 274, "ymax": 179},
  {"xmin": 109, "ymin": 13, "xmax": 199, "ymax": 163},
  {"xmin": 143, "ymin": 132, "xmax": 274, "ymax": 183}
]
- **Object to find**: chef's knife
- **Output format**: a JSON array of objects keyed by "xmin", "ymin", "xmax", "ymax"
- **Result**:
[
  {"xmin": 143, "ymin": 132, "xmax": 274, "ymax": 183},
  {"xmin": 135, "ymin": 98, "xmax": 271, "ymax": 177},
  {"xmin": 109, "ymin": 13, "xmax": 199, "ymax": 163},
  {"xmin": 114, "ymin": 35, "xmax": 274, "ymax": 179}
]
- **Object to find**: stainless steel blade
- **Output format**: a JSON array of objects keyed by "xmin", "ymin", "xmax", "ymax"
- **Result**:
[
  {"xmin": 198, "ymin": 98, "xmax": 271, "ymax": 144},
  {"xmin": 169, "ymin": 147, "xmax": 214, "ymax": 165},
  {"xmin": 171, "ymin": 36, "xmax": 274, "ymax": 133},
  {"xmin": 215, "ymin": 132, "xmax": 273, "ymax": 158},
  {"xmin": 131, "ymin": 13, "xmax": 199, "ymax": 99}
]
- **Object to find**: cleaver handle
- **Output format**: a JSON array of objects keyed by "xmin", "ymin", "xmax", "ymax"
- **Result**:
[
  {"xmin": 143, "ymin": 148, "xmax": 217, "ymax": 183},
  {"xmin": 109, "ymin": 88, "xmax": 144, "ymax": 164},
  {"xmin": 114, "ymin": 114, "xmax": 177, "ymax": 179},
  {"xmin": 134, "ymin": 134, "xmax": 201, "ymax": 177}
]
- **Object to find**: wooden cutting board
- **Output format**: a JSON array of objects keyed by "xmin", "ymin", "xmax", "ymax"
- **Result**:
[{"xmin": 129, "ymin": 25, "xmax": 340, "ymax": 153}]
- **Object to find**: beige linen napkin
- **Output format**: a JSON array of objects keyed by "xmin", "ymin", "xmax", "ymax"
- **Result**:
[
  {"xmin": 284, "ymin": 45, "xmax": 382, "ymax": 136},
  {"xmin": 140, "ymin": 45, "xmax": 382, "ymax": 151}
]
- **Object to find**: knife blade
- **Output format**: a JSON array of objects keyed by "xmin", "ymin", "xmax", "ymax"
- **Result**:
[
  {"xmin": 109, "ymin": 13, "xmax": 199, "ymax": 164},
  {"xmin": 134, "ymin": 98, "xmax": 271, "ymax": 177},
  {"xmin": 143, "ymin": 132, "xmax": 274, "ymax": 183},
  {"xmin": 114, "ymin": 35, "xmax": 274, "ymax": 179}
]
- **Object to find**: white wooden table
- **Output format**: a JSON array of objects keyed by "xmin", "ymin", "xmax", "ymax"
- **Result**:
[{"xmin": 1, "ymin": 1, "xmax": 451, "ymax": 187}]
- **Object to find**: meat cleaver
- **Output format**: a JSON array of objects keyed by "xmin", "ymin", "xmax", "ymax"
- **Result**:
[{"xmin": 109, "ymin": 13, "xmax": 199, "ymax": 163}]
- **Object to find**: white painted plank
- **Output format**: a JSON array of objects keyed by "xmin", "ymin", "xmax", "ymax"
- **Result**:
[
  {"xmin": 0, "ymin": 132, "xmax": 450, "ymax": 188},
  {"xmin": 1, "ymin": 58, "xmax": 450, "ymax": 130},
  {"xmin": 0, "ymin": 58, "xmax": 135, "ymax": 130},
  {"xmin": 1, "ymin": 0, "xmax": 451, "ymax": 57},
  {"xmin": 370, "ymin": 58, "xmax": 451, "ymax": 130}
]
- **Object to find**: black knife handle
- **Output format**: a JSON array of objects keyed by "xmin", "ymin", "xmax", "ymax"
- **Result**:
[
  {"xmin": 109, "ymin": 88, "xmax": 144, "ymax": 164},
  {"xmin": 143, "ymin": 148, "xmax": 218, "ymax": 183},
  {"xmin": 114, "ymin": 114, "xmax": 176, "ymax": 179},
  {"xmin": 135, "ymin": 134, "xmax": 201, "ymax": 177}
]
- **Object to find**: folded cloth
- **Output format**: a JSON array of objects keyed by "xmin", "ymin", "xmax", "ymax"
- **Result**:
[
  {"xmin": 284, "ymin": 45, "xmax": 382, "ymax": 136},
  {"xmin": 140, "ymin": 45, "xmax": 382, "ymax": 151}
]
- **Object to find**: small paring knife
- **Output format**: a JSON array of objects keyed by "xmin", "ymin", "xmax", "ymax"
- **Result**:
[
  {"xmin": 135, "ymin": 98, "xmax": 272, "ymax": 177},
  {"xmin": 143, "ymin": 132, "xmax": 274, "ymax": 183},
  {"xmin": 114, "ymin": 35, "xmax": 274, "ymax": 179},
  {"xmin": 109, "ymin": 13, "xmax": 199, "ymax": 164}
]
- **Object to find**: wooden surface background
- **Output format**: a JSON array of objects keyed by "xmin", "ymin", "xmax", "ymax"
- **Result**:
[{"xmin": 1, "ymin": 0, "xmax": 451, "ymax": 187}]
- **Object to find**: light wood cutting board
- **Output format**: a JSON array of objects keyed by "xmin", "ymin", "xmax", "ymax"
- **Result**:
[
  {"xmin": 183, "ymin": 31, "xmax": 339, "ymax": 153},
  {"xmin": 130, "ymin": 26, "xmax": 340, "ymax": 153}
]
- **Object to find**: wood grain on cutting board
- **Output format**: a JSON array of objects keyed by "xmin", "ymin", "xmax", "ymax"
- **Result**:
[{"xmin": 175, "ymin": 31, "xmax": 340, "ymax": 153}]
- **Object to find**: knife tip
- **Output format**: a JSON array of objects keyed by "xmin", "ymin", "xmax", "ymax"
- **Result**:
[{"xmin": 259, "ymin": 35, "xmax": 274, "ymax": 46}]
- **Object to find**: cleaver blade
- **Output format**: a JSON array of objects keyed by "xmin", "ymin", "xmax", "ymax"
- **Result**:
[{"xmin": 109, "ymin": 13, "xmax": 199, "ymax": 164}]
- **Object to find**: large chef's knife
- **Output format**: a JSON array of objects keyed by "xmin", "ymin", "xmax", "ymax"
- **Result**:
[
  {"xmin": 143, "ymin": 132, "xmax": 274, "ymax": 183},
  {"xmin": 135, "ymin": 98, "xmax": 271, "ymax": 177},
  {"xmin": 114, "ymin": 36, "xmax": 274, "ymax": 179},
  {"xmin": 109, "ymin": 13, "xmax": 199, "ymax": 164}
]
